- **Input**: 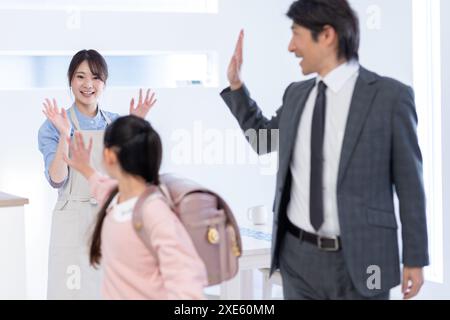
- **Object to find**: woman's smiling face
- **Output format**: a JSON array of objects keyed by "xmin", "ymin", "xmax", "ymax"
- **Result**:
[{"xmin": 70, "ymin": 60, "xmax": 105, "ymax": 109}]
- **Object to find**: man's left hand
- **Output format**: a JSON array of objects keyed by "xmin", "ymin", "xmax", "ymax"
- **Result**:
[{"xmin": 402, "ymin": 267, "xmax": 424, "ymax": 300}]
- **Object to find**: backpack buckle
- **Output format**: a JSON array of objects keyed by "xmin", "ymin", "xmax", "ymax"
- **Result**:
[{"xmin": 207, "ymin": 227, "xmax": 220, "ymax": 244}]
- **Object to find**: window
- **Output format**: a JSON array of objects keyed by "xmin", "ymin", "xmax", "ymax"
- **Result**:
[
  {"xmin": 0, "ymin": 51, "xmax": 218, "ymax": 89},
  {"xmin": 412, "ymin": 0, "xmax": 443, "ymax": 283}
]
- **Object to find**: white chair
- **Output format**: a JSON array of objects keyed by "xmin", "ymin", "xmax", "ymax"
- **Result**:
[{"xmin": 260, "ymin": 268, "xmax": 283, "ymax": 300}]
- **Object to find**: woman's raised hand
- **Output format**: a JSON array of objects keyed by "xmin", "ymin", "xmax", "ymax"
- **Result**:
[
  {"xmin": 42, "ymin": 99, "xmax": 72, "ymax": 136},
  {"xmin": 129, "ymin": 88, "xmax": 157, "ymax": 119}
]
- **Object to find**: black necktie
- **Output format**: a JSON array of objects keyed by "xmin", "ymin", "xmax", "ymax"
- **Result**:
[{"xmin": 310, "ymin": 81, "xmax": 327, "ymax": 231}]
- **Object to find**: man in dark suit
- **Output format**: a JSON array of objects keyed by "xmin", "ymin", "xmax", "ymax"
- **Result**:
[{"xmin": 221, "ymin": 0, "xmax": 428, "ymax": 300}]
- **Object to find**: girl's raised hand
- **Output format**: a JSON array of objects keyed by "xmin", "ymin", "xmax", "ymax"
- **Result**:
[{"xmin": 63, "ymin": 131, "xmax": 94, "ymax": 179}]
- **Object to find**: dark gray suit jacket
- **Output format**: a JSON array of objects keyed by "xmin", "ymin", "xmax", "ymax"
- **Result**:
[{"xmin": 220, "ymin": 67, "xmax": 429, "ymax": 297}]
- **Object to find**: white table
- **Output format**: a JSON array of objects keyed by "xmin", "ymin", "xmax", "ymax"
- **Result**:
[
  {"xmin": 220, "ymin": 217, "xmax": 272, "ymax": 300},
  {"xmin": 0, "ymin": 192, "xmax": 28, "ymax": 299}
]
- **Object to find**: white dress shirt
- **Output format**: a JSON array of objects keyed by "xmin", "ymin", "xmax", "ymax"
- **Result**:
[{"xmin": 287, "ymin": 61, "xmax": 360, "ymax": 237}]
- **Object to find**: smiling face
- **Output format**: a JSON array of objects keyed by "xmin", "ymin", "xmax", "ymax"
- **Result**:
[
  {"xmin": 288, "ymin": 23, "xmax": 340, "ymax": 76},
  {"xmin": 70, "ymin": 60, "xmax": 105, "ymax": 110},
  {"xmin": 288, "ymin": 23, "xmax": 325, "ymax": 76}
]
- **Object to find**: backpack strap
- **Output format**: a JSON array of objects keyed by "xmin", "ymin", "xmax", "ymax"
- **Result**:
[
  {"xmin": 215, "ymin": 193, "xmax": 243, "ymax": 257},
  {"xmin": 132, "ymin": 185, "xmax": 169, "ymax": 251},
  {"xmin": 157, "ymin": 183, "xmax": 175, "ymax": 210}
]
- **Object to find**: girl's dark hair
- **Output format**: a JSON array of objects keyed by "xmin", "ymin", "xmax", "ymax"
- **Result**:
[
  {"xmin": 68, "ymin": 49, "xmax": 109, "ymax": 85},
  {"xmin": 90, "ymin": 115, "xmax": 163, "ymax": 267},
  {"xmin": 287, "ymin": 0, "xmax": 360, "ymax": 61}
]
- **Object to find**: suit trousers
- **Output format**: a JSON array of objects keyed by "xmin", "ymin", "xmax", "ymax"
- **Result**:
[{"xmin": 279, "ymin": 232, "xmax": 390, "ymax": 300}]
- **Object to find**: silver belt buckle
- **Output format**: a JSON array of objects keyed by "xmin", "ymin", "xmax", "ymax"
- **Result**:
[{"xmin": 317, "ymin": 236, "xmax": 340, "ymax": 252}]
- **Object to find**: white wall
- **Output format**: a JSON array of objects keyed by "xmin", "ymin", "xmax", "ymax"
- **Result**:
[
  {"xmin": 418, "ymin": 0, "xmax": 450, "ymax": 300},
  {"xmin": 442, "ymin": 0, "xmax": 450, "ymax": 298},
  {"xmin": 350, "ymin": 0, "xmax": 413, "ymax": 85},
  {"xmin": 0, "ymin": 0, "xmax": 445, "ymax": 299}
]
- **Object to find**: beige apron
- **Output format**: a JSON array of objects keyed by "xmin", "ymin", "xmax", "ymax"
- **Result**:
[{"xmin": 47, "ymin": 106, "xmax": 112, "ymax": 300}]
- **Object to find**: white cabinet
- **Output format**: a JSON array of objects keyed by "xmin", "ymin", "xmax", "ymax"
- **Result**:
[{"xmin": 0, "ymin": 192, "xmax": 28, "ymax": 299}]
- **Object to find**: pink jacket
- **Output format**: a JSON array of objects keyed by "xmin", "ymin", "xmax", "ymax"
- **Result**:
[{"xmin": 88, "ymin": 173, "xmax": 208, "ymax": 300}]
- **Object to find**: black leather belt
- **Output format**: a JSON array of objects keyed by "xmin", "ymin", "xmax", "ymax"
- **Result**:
[{"xmin": 286, "ymin": 219, "xmax": 341, "ymax": 252}]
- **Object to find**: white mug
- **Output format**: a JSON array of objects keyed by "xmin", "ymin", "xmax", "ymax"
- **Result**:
[{"xmin": 247, "ymin": 205, "xmax": 268, "ymax": 225}]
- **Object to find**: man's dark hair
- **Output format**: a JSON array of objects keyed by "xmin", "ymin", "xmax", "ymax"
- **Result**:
[{"xmin": 287, "ymin": 0, "xmax": 360, "ymax": 61}]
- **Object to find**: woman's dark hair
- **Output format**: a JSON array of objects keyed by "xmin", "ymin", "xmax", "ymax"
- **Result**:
[
  {"xmin": 90, "ymin": 115, "xmax": 163, "ymax": 267},
  {"xmin": 68, "ymin": 49, "xmax": 109, "ymax": 85},
  {"xmin": 287, "ymin": 0, "xmax": 360, "ymax": 61}
]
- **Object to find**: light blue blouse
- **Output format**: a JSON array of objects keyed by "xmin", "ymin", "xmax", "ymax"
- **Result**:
[{"xmin": 38, "ymin": 105, "xmax": 120, "ymax": 189}]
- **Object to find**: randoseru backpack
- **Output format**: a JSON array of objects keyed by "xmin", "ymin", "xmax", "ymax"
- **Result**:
[{"xmin": 132, "ymin": 173, "xmax": 242, "ymax": 286}]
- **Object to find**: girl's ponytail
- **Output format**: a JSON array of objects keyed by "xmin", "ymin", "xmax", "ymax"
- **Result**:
[
  {"xmin": 144, "ymin": 128, "xmax": 162, "ymax": 185},
  {"xmin": 90, "ymin": 187, "xmax": 118, "ymax": 267}
]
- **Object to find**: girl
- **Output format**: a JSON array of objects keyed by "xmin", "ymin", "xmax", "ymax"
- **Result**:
[
  {"xmin": 64, "ymin": 116, "xmax": 207, "ymax": 299},
  {"xmin": 38, "ymin": 49, "xmax": 156, "ymax": 299}
]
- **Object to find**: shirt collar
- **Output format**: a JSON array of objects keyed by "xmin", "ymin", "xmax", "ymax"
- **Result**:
[
  {"xmin": 107, "ymin": 194, "xmax": 139, "ymax": 214},
  {"xmin": 317, "ymin": 60, "xmax": 360, "ymax": 94},
  {"xmin": 72, "ymin": 103, "xmax": 103, "ymax": 123}
]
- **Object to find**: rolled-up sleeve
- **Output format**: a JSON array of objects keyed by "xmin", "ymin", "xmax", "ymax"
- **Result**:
[{"xmin": 38, "ymin": 120, "xmax": 68, "ymax": 189}]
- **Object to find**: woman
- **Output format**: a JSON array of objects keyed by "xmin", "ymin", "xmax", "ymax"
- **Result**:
[{"xmin": 38, "ymin": 49, "xmax": 156, "ymax": 300}]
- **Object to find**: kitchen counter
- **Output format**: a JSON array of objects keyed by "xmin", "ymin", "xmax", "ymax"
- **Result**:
[{"xmin": 0, "ymin": 191, "xmax": 29, "ymax": 208}]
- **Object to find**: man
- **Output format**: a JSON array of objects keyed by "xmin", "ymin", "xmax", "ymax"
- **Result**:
[{"xmin": 221, "ymin": 0, "xmax": 428, "ymax": 300}]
